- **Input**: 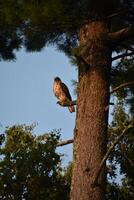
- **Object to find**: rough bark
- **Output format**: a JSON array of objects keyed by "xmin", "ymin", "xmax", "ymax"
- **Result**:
[{"xmin": 71, "ymin": 21, "xmax": 111, "ymax": 200}]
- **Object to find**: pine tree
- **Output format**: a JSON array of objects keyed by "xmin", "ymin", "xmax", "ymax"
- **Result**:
[{"xmin": 0, "ymin": 1, "xmax": 134, "ymax": 199}]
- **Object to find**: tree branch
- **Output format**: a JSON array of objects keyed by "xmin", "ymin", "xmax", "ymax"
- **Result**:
[
  {"xmin": 57, "ymin": 82, "xmax": 134, "ymax": 110},
  {"xmin": 110, "ymin": 81, "xmax": 134, "ymax": 94},
  {"xmin": 57, "ymin": 100, "xmax": 77, "ymax": 107},
  {"xmin": 121, "ymin": 44, "xmax": 134, "ymax": 52},
  {"xmin": 108, "ymin": 26, "xmax": 134, "ymax": 44},
  {"xmin": 105, "ymin": 81, "xmax": 134, "ymax": 111},
  {"xmin": 92, "ymin": 119, "xmax": 134, "ymax": 188},
  {"xmin": 105, "ymin": 7, "xmax": 133, "ymax": 20},
  {"xmin": 112, "ymin": 52, "xmax": 134, "ymax": 61},
  {"xmin": 105, "ymin": 102, "xmax": 114, "ymax": 111},
  {"xmin": 121, "ymin": 152, "xmax": 134, "ymax": 167},
  {"xmin": 75, "ymin": 55, "xmax": 90, "ymax": 69},
  {"xmin": 57, "ymin": 139, "xmax": 73, "ymax": 147}
]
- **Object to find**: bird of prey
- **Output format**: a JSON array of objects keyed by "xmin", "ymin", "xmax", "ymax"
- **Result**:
[{"xmin": 53, "ymin": 77, "xmax": 75, "ymax": 113}]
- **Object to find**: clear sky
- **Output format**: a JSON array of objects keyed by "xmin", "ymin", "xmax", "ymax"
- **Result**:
[{"xmin": 0, "ymin": 47, "xmax": 77, "ymax": 165}]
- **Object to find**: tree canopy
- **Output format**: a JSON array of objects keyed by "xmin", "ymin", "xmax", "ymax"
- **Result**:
[
  {"xmin": 0, "ymin": 125, "xmax": 70, "ymax": 200},
  {"xmin": 0, "ymin": 0, "xmax": 134, "ymax": 60}
]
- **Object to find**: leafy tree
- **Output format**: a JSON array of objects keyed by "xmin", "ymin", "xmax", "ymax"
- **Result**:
[
  {"xmin": 107, "ymin": 102, "xmax": 134, "ymax": 200},
  {"xmin": 0, "ymin": 125, "xmax": 70, "ymax": 200},
  {"xmin": 1, "ymin": 1, "xmax": 134, "ymax": 199}
]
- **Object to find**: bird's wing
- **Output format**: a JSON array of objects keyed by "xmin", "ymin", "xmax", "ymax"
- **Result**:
[{"xmin": 60, "ymin": 82, "xmax": 72, "ymax": 101}]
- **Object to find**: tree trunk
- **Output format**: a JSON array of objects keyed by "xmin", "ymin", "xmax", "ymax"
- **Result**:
[{"xmin": 71, "ymin": 21, "xmax": 112, "ymax": 200}]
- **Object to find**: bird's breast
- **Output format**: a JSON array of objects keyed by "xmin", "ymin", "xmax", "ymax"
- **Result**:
[{"xmin": 53, "ymin": 83, "xmax": 61, "ymax": 97}]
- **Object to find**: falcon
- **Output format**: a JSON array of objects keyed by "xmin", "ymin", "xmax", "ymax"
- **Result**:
[{"xmin": 53, "ymin": 77, "xmax": 75, "ymax": 113}]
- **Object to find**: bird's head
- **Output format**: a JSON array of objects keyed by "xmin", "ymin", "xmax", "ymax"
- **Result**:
[{"xmin": 54, "ymin": 77, "xmax": 61, "ymax": 82}]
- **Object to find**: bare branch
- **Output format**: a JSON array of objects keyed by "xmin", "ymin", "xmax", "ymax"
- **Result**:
[
  {"xmin": 105, "ymin": 7, "xmax": 133, "ymax": 20},
  {"xmin": 105, "ymin": 81, "xmax": 134, "ymax": 111},
  {"xmin": 106, "ymin": 11, "xmax": 124, "ymax": 20},
  {"xmin": 92, "ymin": 119, "xmax": 134, "ymax": 188},
  {"xmin": 112, "ymin": 52, "xmax": 134, "ymax": 61},
  {"xmin": 105, "ymin": 102, "xmax": 114, "ymax": 111},
  {"xmin": 108, "ymin": 26, "xmax": 134, "ymax": 44},
  {"xmin": 110, "ymin": 81, "xmax": 134, "ymax": 94},
  {"xmin": 57, "ymin": 100, "xmax": 77, "ymax": 107},
  {"xmin": 57, "ymin": 139, "xmax": 73, "ymax": 147}
]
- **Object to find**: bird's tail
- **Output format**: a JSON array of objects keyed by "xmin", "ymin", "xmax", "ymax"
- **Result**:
[{"xmin": 68, "ymin": 106, "xmax": 75, "ymax": 113}]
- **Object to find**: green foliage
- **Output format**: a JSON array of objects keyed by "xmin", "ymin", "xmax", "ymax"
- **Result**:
[
  {"xmin": 0, "ymin": 1, "xmax": 23, "ymax": 60},
  {"xmin": 111, "ymin": 57, "xmax": 134, "ymax": 113},
  {"xmin": 0, "ymin": 0, "xmax": 134, "ymax": 60},
  {"xmin": 106, "ymin": 181, "xmax": 134, "ymax": 200},
  {"xmin": 0, "ymin": 125, "xmax": 69, "ymax": 200},
  {"xmin": 107, "ymin": 103, "xmax": 134, "ymax": 199}
]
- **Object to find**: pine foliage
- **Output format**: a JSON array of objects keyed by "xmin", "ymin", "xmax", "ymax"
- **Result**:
[{"xmin": 0, "ymin": 0, "xmax": 134, "ymax": 60}]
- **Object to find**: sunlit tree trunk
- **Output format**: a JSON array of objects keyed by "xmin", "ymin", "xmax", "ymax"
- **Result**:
[{"xmin": 71, "ymin": 21, "xmax": 112, "ymax": 200}]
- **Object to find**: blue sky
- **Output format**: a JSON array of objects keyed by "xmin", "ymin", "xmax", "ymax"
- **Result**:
[{"xmin": 0, "ymin": 47, "xmax": 77, "ymax": 165}]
